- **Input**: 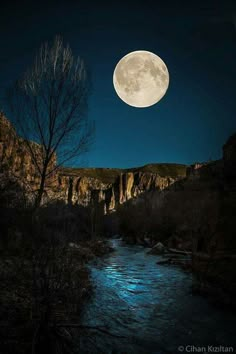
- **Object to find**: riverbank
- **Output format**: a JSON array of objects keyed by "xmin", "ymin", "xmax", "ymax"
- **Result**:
[{"xmin": 0, "ymin": 238, "xmax": 113, "ymax": 354}]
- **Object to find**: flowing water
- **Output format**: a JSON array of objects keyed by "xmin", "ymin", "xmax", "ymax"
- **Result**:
[{"xmin": 80, "ymin": 239, "xmax": 236, "ymax": 353}]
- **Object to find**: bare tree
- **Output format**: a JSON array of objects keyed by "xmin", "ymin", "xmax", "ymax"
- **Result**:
[{"xmin": 7, "ymin": 36, "xmax": 94, "ymax": 207}]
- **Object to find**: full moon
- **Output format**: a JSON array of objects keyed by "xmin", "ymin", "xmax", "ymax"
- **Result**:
[{"xmin": 113, "ymin": 50, "xmax": 169, "ymax": 108}]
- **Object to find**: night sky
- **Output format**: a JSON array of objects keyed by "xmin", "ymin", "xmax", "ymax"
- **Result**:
[{"xmin": 0, "ymin": 0, "xmax": 236, "ymax": 168}]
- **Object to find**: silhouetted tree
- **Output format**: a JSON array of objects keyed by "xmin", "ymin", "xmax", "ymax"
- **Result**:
[{"xmin": 7, "ymin": 36, "xmax": 94, "ymax": 207}]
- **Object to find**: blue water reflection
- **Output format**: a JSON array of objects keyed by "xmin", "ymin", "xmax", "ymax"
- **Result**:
[{"xmin": 80, "ymin": 239, "xmax": 236, "ymax": 353}]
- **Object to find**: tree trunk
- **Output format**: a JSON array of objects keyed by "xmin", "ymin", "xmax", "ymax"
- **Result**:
[{"xmin": 35, "ymin": 167, "xmax": 47, "ymax": 208}]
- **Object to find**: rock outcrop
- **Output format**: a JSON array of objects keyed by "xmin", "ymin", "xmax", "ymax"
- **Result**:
[{"xmin": 0, "ymin": 112, "xmax": 57, "ymax": 195}]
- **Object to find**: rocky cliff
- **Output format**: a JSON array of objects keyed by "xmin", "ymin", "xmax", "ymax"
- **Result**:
[
  {"xmin": 57, "ymin": 167, "xmax": 185, "ymax": 212},
  {"xmin": 0, "ymin": 112, "xmax": 57, "ymax": 194},
  {"xmin": 0, "ymin": 113, "xmax": 187, "ymax": 210}
]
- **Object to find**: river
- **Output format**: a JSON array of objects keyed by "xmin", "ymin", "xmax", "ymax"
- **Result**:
[{"xmin": 79, "ymin": 239, "xmax": 236, "ymax": 353}]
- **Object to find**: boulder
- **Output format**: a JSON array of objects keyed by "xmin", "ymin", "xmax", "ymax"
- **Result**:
[{"xmin": 148, "ymin": 242, "xmax": 166, "ymax": 255}]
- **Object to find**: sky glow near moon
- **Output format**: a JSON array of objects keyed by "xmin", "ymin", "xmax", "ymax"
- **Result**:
[{"xmin": 113, "ymin": 50, "xmax": 169, "ymax": 108}]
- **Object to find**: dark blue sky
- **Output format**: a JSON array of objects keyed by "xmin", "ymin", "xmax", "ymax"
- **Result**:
[{"xmin": 0, "ymin": 0, "xmax": 236, "ymax": 168}]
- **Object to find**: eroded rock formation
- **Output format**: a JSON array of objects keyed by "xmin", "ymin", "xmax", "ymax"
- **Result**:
[{"xmin": 56, "ymin": 169, "xmax": 178, "ymax": 212}]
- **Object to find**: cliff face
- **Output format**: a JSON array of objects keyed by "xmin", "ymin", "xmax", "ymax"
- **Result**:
[
  {"xmin": 57, "ymin": 169, "xmax": 177, "ymax": 212},
  {"xmin": 0, "ymin": 113, "xmax": 186, "ymax": 209},
  {"xmin": 0, "ymin": 113, "xmax": 57, "ymax": 192}
]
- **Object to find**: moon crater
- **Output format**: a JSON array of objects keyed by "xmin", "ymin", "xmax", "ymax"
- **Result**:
[{"xmin": 113, "ymin": 50, "xmax": 169, "ymax": 108}]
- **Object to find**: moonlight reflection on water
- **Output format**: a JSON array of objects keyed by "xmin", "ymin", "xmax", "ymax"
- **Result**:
[{"xmin": 80, "ymin": 239, "xmax": 236, "ymax": 353}]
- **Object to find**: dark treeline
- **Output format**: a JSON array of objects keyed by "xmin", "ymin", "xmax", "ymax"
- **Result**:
[{"xmin": 0, "ymin": 177, "xmax": 112, "ymax": 354}]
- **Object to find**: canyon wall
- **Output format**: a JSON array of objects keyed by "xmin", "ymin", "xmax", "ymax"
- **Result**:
[
  {"xmin": 0, "ymin": 112, "xmax": 57, "ymax": 196},
  {"xmin": 57, "ymin": 168, "xmax": 179, "ymax": 213},
  {"xmin": 0, "ymin": 113, "xmax": 186, "ymax": 210}
]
